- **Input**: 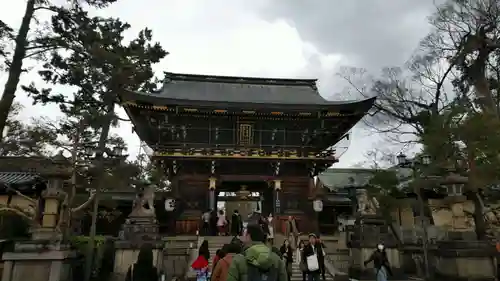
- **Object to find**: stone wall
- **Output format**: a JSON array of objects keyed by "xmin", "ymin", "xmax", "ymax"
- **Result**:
[
  {"xmin": 112, "ymin": 237, "xmax": 198, "ymax": 281},
  {"xmin": 163, "ymin": 236, "xmax": 198, "ymax": 281},
  {"xmin": 394, "ymin": 242, "xmax": 498, "ymax": 280},
  {"xmin": 163, "ymin": 247, "xmax": 191, "ymax": 281},
  {"xmin": 432, "ymin": 241, "xmax": 497, "ymax": 280},
  {"xmin": 429, "ymin": 197, "xmax": 475, "ymax": 231},
  {"xmin": 390, "ymin": 199, "xmax": 415, "ymax": 227},
  {"xmin": 387, "ymin": 197, "xmax": 479, "ymax": 233},
  {"xmin": 113, "ymin": 246, "xmax": 164, "ymax": 276},
  {"xmin": 2, "ymin": 245, "xmax": 76, "ymax": 281}
]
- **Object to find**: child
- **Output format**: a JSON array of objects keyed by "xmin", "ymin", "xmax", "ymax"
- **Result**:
[
  {"xmin": 191, "ymin": 255, "xmax": 209, "ymax": 281},
  {"xmin": 192, "ymin": 240, "xmax": 210, "ymax": 281}
]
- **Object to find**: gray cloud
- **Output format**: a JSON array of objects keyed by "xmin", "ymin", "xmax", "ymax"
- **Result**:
[
  {"xmin": 251, "ymin": 0, "xmax": 446, "ymax": 165},
  {"xmin": 257, "ymin": 0, "xmax": 439, "ymax": 70}
]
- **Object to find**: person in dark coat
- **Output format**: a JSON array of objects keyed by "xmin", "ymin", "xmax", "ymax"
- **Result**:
[
  {"xmin": 125, "ymin": 244, "xmax": 159, "ymax": 281},
  {"xmin": 231, "ymin": 210, "xmax": 243, "ymax": 236},
  {"xmin": 258, "ymin": 214, "xmax": 269, "ymax": 238},
  {"xmin": 280, "ymin": 239, "xmax": 294, "ymax": 281},
  {"xmin": 316, "ymin": 235, "xmax": 327, "ymax": 280},
  {"xmin": 364, "ymin": 243, "xmax": 392, "ymax": 281},
  {"xmin": 302, "ymin": 233, "xmax": 324, "ymax": 281},
  {"xmin": 209, "ymin": 209, "xmax": 218, "ymax": 236}
]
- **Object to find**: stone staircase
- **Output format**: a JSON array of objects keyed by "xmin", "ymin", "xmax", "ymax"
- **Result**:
[
  {"xmin": 202, "ymin": 235, "xmax": 339, "ymax": 281},
  {"xmin": 290, "ymin": 253, "xmax": 336, "ymax": 281},
  {"xmin": 202, "ymin": 236, "xmax": 233, "ymax": 270}
]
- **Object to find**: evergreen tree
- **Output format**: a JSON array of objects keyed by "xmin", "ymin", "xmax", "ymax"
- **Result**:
[
  {"xmin": 0, "ymin": 0, "xmax": 119, "ymax": 141},
  {"xmin": 0, "ymin": 102, "xmax": 56, "ymax": 156}
]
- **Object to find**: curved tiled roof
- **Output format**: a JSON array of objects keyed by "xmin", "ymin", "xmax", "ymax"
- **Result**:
[
  {"xmin": 0, "ymin": 172, "xmax": 40, "ymax": 185},
  {"xmin": 120, "ymin": 72, "xmax": 376, "ymax": 109}
]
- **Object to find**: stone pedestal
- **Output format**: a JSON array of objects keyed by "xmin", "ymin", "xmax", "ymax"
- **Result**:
[
  {"xmin": 114, "ymin": 212, "xmax": 164, "ymax": 281},
  {"xmin": 113, "ymin": 240, "xmax": 164, "ymax": 280},
  {"xmin": 348, "ymin": 215, "xmax": 405, "ymax": 280},
  {"xmin": 1, "ymin": 242, "xmax": 76, "ymax": 281},
  {"xmin": 434, "ymin": 241, "xmax": 497, "ymax": 280},
  {"xmin": 121, "ymin": 216, "xmax": 160, "ymax": 241}
]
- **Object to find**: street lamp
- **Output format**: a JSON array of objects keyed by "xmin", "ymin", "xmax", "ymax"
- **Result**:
[
  {"xmin": 83, "ymin": 144, "xmax": 126, "ymax": 281},
  {"xmin": 397, "ymin": 153, "xmax": 431, "ymax": 280},
  {"xmin": 396, "ymin": 152, "xmax": 407, "ymax": 166}
]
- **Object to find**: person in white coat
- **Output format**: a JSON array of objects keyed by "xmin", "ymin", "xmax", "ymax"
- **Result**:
[
  {"xmin": 216, "ymin": 210, "xmax": 227, "ymax": 236},
  {"xmin": 267, "ymin": 213, "xmax": 275, "ymax": 244}
]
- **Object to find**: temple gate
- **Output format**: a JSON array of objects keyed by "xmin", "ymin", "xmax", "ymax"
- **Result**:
[{"xmin": 120, "ymin": 72, "xmax": 375, "ymax": 234}]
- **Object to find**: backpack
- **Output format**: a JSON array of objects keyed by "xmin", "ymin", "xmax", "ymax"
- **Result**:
[{"xmin": 246, "ymin": 262, "xmax": 278, "ymax": 281}]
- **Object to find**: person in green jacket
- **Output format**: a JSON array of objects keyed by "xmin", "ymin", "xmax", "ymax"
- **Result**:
[{"xmin": 227, "ymin": 224, "xmax": 288, "ymax": 281}]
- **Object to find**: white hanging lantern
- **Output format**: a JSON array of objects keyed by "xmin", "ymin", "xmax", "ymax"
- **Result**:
[
  {"xmin": 313, "ymin": 199, "xmax": 323, "ymax": 212},
  {"xmin": 165, "ymin": 198, "xmax": 176, "ymax": 211}
]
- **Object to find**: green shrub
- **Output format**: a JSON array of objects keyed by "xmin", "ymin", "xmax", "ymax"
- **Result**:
[{"xmin": 70, "ymin": 235, "xmax": 112, "ymax": 281}]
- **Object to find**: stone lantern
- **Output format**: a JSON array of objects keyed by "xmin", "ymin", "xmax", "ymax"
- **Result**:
[
  {"xmin": 30, "ymin": 151, "xmax": 72, "ymax": 241},
  {"xmin": 2, "ymin": 152, "xmax": 75, "ymax": 281}
]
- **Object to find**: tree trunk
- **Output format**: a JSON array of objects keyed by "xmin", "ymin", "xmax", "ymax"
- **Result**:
[
  {"xmin": 83, "ymin": 93, "xmax": 116, "ymax": 281},
  {"xmin": 0, "ymin": 0, "xmax": 35, "ymax": 140},
  {"xmin": 471, "ymin": 191, "xmax": 487, "ymax": 240}
]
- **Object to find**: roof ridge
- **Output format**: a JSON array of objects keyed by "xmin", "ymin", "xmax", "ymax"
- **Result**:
[
  {"xmin": 0, "ymin": 171, "xmax": 39, "ymax": 174},
  {"xmin": 163, "ymin": 72, "xmax": 318, "ymax": 87}
]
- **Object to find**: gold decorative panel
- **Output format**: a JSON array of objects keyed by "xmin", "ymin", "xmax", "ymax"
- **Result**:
[{"xmin": 238, "ymin": 123, "xmax": 254, "ymax": 146}]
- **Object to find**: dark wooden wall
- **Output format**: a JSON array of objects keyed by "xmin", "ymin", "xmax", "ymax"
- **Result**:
[
  {"xmin": 174, "ymin": 176, "xmax": 208, "ymax": 234},
  {"xmin": 277, "ymin": 176, "xmax": 316, "ymax": 233}
]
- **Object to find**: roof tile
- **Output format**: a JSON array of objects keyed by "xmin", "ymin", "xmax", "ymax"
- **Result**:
[
  {"xmin": 121, "ymin": 72, "xmax": 377, "ymax": 108},
  {"xmin": 0, "ymin": 172, "xmax": 40, "ymax": 185}
]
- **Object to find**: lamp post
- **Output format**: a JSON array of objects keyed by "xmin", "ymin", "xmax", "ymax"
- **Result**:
[
  {"xmin": 396, "ymin": 153, "xmax": 431, "ymax": 280},
  {"xmin": 83, "ymin": 144, "xmax": 126, "ymax": 281}
]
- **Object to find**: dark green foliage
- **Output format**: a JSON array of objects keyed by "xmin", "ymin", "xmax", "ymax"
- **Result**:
[
  {"xmin": 19, "ymin": 0, "xmax": 167, "ymax": 192},
  {"xmin": 70, "ymin": 235, "xmax": 109, "ymax": 281},
  {"xmin": 0, "ymin": 212, "xmax": 30, "ymax": 239},
  {"xmin": 0, "ymin": 20, "xmax": 14, "ymax": 71},
  {"xmin": 133, "ymin": 153, "xmax": 170, "ymax": 190},
  {"xmin": 0, "ymin": 0, "xmax": 124, "ymax": 141},
  {"xmin": 367, "ymin": 169, "xmax": 404, "ymax": 218},
  {"xmin": 23, "ymin": 7, "xmax": 167, "ymax": 110},
  {"xmin": 22, "ymin": 3, "xmax": 167, "ymax": 160},
  {"xmin": 1, "ymin": 103, "xmax": 57, "ymax": 156}
]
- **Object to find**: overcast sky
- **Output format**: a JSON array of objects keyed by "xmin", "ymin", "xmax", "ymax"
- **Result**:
[{"xmin": 0, "ymin": 0, "xmax": 439, "ymax": 167}]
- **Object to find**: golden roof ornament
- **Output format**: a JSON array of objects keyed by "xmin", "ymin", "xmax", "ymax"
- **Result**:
[{"xmin": 236, "ymin": 185, "xmax": 250, "ymax": 199}]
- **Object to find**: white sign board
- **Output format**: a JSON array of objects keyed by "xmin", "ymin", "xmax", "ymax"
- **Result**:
[{"xmin": 313, "ymin": 199, "xmax": 323, "ymax": 212}]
